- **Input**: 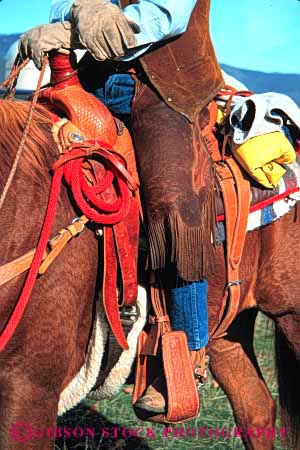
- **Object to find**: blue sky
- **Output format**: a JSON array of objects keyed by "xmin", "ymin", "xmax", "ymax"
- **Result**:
[{"xmin": 0, "ymin": 0, "xmax": 299, "ymax": 74}]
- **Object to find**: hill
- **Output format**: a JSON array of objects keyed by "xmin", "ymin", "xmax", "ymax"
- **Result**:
[
  {"xmin": 0, "ymin": 33, "xmax": 20, "ymax": 81},
  {"xmin": 221, "ymin": 64, "xmax": 300, "ymax": 105}
]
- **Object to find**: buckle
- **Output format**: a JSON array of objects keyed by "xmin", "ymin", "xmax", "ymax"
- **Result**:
[
  {"xmin": 224, "ymin": 280, "xmax": 242, "ymax": 293},
  {"xmin": 120, "ymin": 304, "xmax": 139, "ymax": 324},
  {"xmin": 71, "ymin": 217, "xmax": 85, "ymax": 234},
  {"xmin": 148, "ymin": 315, "xmax": 170, "ymax": 325}
]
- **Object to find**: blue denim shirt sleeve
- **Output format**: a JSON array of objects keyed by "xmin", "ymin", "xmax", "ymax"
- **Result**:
[
  {"xmin": 49, "ymin": 0, "xmax": 197, "ymax": 60},
  {"xmin": 50, "ymin": 0, "xmax": 73, "ymax": 22}
]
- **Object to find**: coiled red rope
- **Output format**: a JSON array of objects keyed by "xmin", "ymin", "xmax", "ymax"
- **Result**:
[
  {"xmin": 0, "ymin": 140, "xmax": 135, "ymax": 352},
  {"xmin": 53, "ymin": 139, "xmax": 137, "ymax": 225}
]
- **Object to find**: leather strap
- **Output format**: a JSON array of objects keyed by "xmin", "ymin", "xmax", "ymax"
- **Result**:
[
  {"xmin": 211, "ymin": 160, "xmax": 250, "ymax": 339},
  {"xmin": 101, "ymin": 196, "xmax": 140, "ymax": 351},
  {"xmin": 0, "ymin": 215, "xmax": 88, "ymax": 288},
  {"xmin": 226, "ymin": 158, "xmax": 250, "ymax": 270},
  {"xmin": 204, "ymin": 100, "xmax": 250, "ymax": 339},
  {"xmin": 113, "ymin": 197, "xmax": 139, "ymax": 307},
  {"xmin": 0, "ymin": 249, "xmax": 47, "ymax": 288},
  {"xmin": 53, "ymin": 141, "xmax": 139, "ymax": 192},
  {"xmin": 132, "ymin": 330, "xmax": 148, "ymax": 405},
  {"xmin": 141, "ymin": 284, "xmax": 171, "ymax": 356},
  {"xmin": 39, "ymin": 215, "xmax": 89, "ymax": 274},
  {"xmin": 103, "ymin": 226, "xmax": 129, "ymax": 350}
]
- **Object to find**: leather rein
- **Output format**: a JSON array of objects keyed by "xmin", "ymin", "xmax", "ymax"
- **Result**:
[{"xmin": 0, "ymin": 215, "xmax": 89, "ymax": 288}]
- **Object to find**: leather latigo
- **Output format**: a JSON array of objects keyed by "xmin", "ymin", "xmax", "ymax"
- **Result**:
[
  {"xmin": 39, "ymin": 52, "xmax": 140, "ymax": 350},
  {"xmin": 120, "ymin": 0, "xmax": 224, "ymax": 121}
]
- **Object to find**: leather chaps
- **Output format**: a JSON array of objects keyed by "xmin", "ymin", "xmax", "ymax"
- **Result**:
[{"xmin": 131, "ymin": 78, "xmax": 217, "ymax": 281}]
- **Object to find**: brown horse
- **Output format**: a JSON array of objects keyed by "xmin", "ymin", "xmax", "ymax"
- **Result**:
[
  {"xmin": 0, "ymin": 97, "xmax": 300, "ymax": 450},
  {"xmin": 207, "ymin": 212, "xmax": 300, "ymax": 450},
  {"xmin": 0, "ymin": 100, "xmax": 100, "ymax": 450}
]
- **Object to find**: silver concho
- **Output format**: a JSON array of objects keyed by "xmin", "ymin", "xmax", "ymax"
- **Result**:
[{"xmin": 69, "ymin": 132, "xmax": 84, "ymax": 142}]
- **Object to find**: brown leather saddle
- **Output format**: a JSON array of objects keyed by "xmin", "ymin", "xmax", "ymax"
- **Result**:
[{"xmin": 38, "ymin": 51, "xmax": 141, "ymax": 351}]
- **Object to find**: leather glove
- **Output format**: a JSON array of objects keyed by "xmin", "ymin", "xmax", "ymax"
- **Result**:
[
  {"xmin": 19, "ymin": 21, "xmax": 81, "ymax": 70},
  {"xmin": 70, "ymin": 0, "xmax": 140, "ymax": 61}
]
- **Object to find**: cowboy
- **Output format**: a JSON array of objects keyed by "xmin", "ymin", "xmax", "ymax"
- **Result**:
[{"xmin": 19, "ymin": 0, "xmax": 224, "ymax": 414}]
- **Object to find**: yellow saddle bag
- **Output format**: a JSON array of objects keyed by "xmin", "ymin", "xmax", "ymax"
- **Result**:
[{"xmin": 232, "ymin": 131, "xmax": 296, "ymax": 188}]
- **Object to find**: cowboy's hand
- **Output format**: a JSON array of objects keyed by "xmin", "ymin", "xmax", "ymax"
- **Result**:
[
  {"xmin": 19, "ymin": 21, "xmax": 80, "ymax": 70},
  {"xmin": 70, "ymin": 0, "xmax": 139, "ymax": 61}
]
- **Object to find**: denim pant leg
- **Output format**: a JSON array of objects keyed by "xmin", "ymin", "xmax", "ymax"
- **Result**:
[
  {"xmin": 94, "ymin": 73, "xmax": 135, "ymax": 117},
  {"xmin": 169, "ymin": 280, "xmax": 209, "ymax": 350}
]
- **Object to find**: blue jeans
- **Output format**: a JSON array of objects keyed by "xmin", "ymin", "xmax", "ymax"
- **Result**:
[
  {"xmin": 168, "ymin": 280, "xmax": 209, "ymax": 351},
  {"xmin": 94, "ymin": 73, "xmax": 135, "ymax": 116}
]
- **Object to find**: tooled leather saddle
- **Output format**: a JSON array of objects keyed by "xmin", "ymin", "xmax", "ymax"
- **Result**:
[{"xmin": 38, "ymin": 50, "xmax": 141, "ymax": 351}]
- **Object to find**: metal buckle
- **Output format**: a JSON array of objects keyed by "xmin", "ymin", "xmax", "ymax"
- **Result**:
[
  {"xmin": 120, "ymin": 304, "xmax": 140, "ymax": 324},
  {"xmin": 225, "ymin": 280, "xmax": 242, "ymax": 291},
  {"xmin": 72, "ymin": 217, "xmax": 85, "ymax": 235}
]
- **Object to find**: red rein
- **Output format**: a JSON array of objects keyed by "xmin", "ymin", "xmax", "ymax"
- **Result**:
[{"xmin": 0, "ymin": 140, "xmax": 133, "ymax": 352}]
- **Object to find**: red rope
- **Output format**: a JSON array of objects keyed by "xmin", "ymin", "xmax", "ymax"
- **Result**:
[
  {"xmin": 0, "ymin": 140, "xmax": 133, "ymax": 352},
  {"xmin": 62, "ymin": 152, "xmax": 130, "ymax": 225},
  {"xmin": 55, "ymin": 140, "xmax": 133, "ymax": 224}
]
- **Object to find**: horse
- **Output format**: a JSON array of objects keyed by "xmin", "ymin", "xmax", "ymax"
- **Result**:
[
  {"xmin": 206, "ymin": 212, "xmax": 300, "ymax": 450},
  {"xmin": 0, "ymin": 97, "xmax": 300, "ymax": 450},
  {"xmin": 0, "ymin": 99, "xmax": 101, "ymax": 449}
]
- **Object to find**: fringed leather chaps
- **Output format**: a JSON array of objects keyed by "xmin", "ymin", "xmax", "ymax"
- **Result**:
[{"xmin": 131, "ymin": 82, "xmax": 217, "ymax": 281}]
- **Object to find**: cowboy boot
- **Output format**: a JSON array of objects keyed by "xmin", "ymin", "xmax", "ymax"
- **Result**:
[
  {"xmin": 134, "ymin": 375, "xmax": 167, "ymax": 413},
  {"xmin": 134, "ymin": 348, "xmax": 208, "ymax": 414}
]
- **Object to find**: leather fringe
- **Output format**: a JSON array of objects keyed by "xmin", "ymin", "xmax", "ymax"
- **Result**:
[{"xmin": 148, "ymin": 185, "xmax": 217, "ymax": 281}]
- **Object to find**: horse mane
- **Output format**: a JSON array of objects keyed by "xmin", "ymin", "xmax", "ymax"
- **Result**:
[{"xmin": 0, "ymin": 99, "xmax": 57, "ymax": 186}]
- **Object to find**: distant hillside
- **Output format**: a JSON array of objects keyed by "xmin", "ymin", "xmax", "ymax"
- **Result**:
[
  {"xmin": 221, "ymin": 63, "xmax": 300, "ymax": 105},
  {"xmin": 0, "ymin": 34, "xmax": 299, "ymax": 105},
  {"xmin": 0, "ymin": 33, "xmax": 20, "ymax": 81}
]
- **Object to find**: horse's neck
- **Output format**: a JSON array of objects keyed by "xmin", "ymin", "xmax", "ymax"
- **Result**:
[{"xmin": 0, "ymin": 167, "xmax": 73, "ymax": 266}]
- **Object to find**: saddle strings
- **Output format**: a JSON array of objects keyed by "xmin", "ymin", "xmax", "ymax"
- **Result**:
[
  {"xmin": 0, "ymin": 55, "xmax": 30, "ymax": 94},
  {"xmin": 0, "ymin": 56, "xmax": 48, "ymax": 211}
]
